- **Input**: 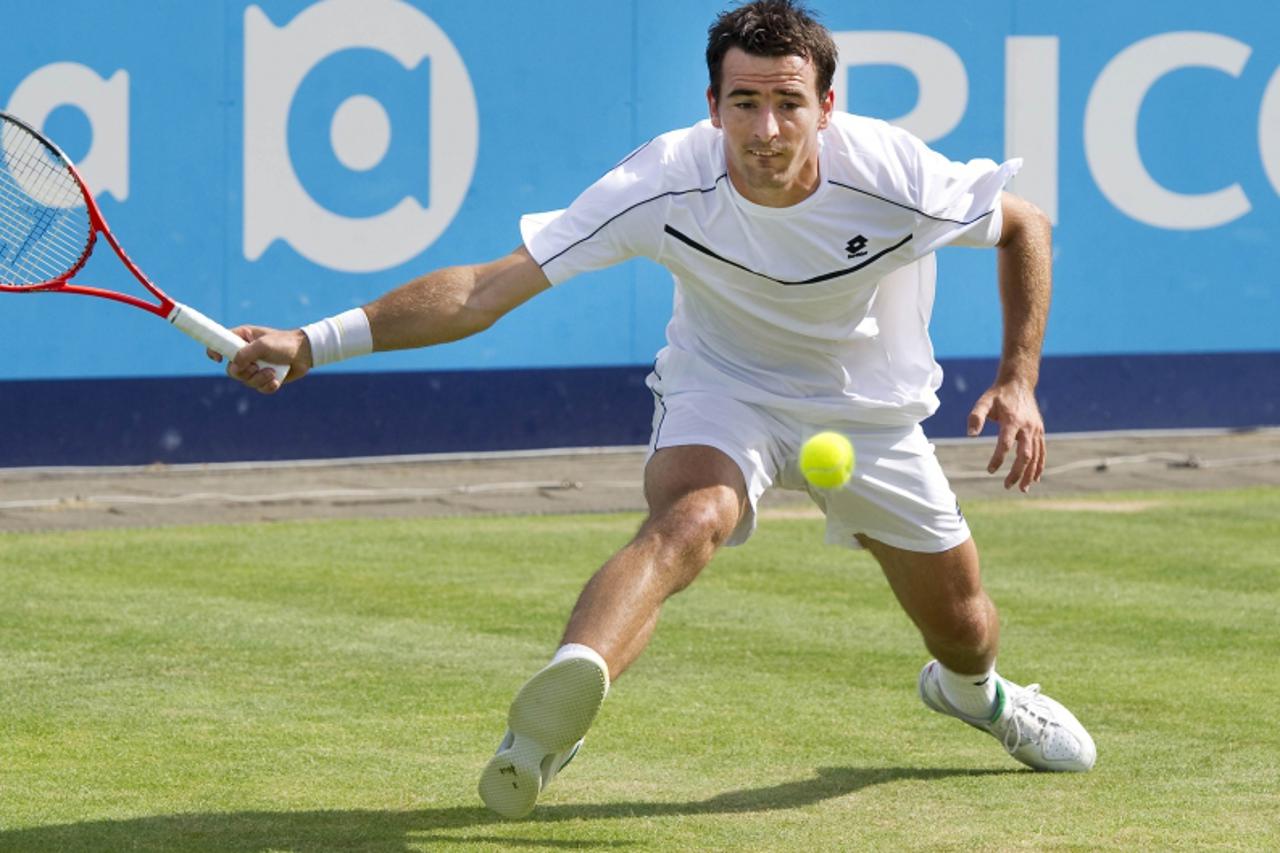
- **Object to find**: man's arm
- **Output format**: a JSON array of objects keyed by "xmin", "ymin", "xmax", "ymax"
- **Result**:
[
  {"xmin": 223, "ymin": 246, "xmax": 551, "ymax": 393},
  {"xmin": 967, "ymin": 192, "xmax": 1052, "ymax": 492}
]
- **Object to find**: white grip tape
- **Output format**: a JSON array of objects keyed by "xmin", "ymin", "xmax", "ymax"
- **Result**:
[{"xmin": 168, "ymin": 303, "xmax": 291, "ymax": 382}]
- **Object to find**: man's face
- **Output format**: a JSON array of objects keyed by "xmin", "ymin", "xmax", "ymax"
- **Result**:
[{"xmin": 707, "ymin": 47, "xmax": 833, "ymax": 207}]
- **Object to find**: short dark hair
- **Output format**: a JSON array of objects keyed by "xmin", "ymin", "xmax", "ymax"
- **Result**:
[{"xmin": 706, "ymin": 0, "xmax": 838, "ymax": 101}]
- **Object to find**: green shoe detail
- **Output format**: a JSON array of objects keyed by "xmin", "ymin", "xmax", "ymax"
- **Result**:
[{"xmin": 987, "ymin": 679, "xmax": 1006, "ymax": 725}]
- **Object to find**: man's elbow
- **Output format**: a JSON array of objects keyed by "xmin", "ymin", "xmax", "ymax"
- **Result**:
[
  {"xmin": 465, "ymin": 306, "xmax": 503, "ymax": 336},
  {"xmin": 997, "ymin": 194, "xmax": 1052, "ymax": 249},
  {"xmin": 434, "ymin": 307, "xmax": 498, "ymax": 343}
]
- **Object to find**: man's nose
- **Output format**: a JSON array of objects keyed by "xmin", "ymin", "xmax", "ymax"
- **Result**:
[{"xmin": 755, "ymin": 106, "xmax": 779, "ymax": 140}]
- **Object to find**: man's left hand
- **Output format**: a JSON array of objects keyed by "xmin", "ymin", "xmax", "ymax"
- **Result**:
[{"xmin": 967, "ymin": 381, "xmax": 1045, "ymax": 492}]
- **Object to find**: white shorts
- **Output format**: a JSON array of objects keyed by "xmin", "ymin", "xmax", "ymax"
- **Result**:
[{"xmin": 647, "ymin": 390, "xmax": 971, "ymax": 553}]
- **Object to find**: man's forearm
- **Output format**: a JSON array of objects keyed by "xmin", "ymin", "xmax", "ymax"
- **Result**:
[
  {"xmin": 362, "ymin": 249, "xmax": 552, "ymax": 353},
  {"xmin": 995, "ymin": 198, "xmax": 1053, "ymax": 388},
  {"xmin": 362, "ymin": 265, "xmax": 493, "ymax": 352}
]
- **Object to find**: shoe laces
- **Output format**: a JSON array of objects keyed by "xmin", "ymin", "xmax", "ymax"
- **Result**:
[{"xmin": 1001, "ymin": 683, "xmax": 1054, "ymax": 754}]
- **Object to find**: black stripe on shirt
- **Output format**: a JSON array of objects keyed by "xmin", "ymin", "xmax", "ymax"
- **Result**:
[
  {"xmin": 538, "ymin": 174, "xmax": 729, "ymax": 269},
  {"xmin": 663, "ymin": 225, "xmax": 913, "ymax": 286},
  {"xmin": 826, "ymin": 179, "xmax": 996, "ymax": 226}
]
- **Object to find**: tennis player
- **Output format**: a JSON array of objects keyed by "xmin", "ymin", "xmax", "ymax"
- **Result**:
[{"xmin": 221, "ymin": 0, "xmax": 1095, "ymax": 819}]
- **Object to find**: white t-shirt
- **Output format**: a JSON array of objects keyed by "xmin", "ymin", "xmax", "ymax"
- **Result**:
[{"xmin": 520, "ymin": 112, "xmax": 1019, "ymax": 426}]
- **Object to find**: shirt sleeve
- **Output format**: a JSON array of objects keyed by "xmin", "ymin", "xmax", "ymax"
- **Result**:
[
  {"xmin": 520, "ymin": 140, "xmax": 671, "ymax": 286},
  {"xmin": 897, "ymin": 130, "xmax": 1021, "ymax": 255}
]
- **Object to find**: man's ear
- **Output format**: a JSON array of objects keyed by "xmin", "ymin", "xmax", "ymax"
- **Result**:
[
  {"xmin": 707, "ymin": 86, "xmax": 722, "ymax": 128},
  {"xmin": 818, "ymin": 87, "xmax": 834, "ymax": 129}
]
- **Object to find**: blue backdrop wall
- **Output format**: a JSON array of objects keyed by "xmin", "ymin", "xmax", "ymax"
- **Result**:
[{"xmin": 1, "ymin": 0, "xmax": 1277, "ymax": 465}]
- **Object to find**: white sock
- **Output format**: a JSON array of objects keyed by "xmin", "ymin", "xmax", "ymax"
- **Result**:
[
  {"xmin": 937, "ymin": 662, "xmax": 999, "ymax": 720},
  {"xmin": 551, "ymin": 643, "xmax": 611, "ymax": 689}
]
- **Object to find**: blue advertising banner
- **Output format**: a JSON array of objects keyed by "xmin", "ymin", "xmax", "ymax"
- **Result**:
[{"xmin": 1, "ymin": 0, "xmax": 1277, "ymax": 465}]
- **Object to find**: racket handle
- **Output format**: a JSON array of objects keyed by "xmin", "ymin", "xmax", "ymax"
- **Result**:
[{"xmin": 167, "ymin": 302, "xmax": 291, "ymax": 382}]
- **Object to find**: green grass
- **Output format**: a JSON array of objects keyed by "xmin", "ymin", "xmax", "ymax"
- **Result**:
[{"xmin": 1, "ymin": 487, "xmax": 1277, "ymax": 851}]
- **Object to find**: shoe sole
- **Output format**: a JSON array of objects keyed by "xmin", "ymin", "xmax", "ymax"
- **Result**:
[
  {"xmin": 478, "ymin": 657, "xmax": 608, "ymax": 819},
  {"xmin": 918, "ymin": 661, "xmax": 944, "ymax": 713}
]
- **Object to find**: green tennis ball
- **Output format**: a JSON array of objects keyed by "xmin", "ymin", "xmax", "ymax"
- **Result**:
[{"xmin": 799, "ymin": 431, "xmax": 855, "ymax": 489}]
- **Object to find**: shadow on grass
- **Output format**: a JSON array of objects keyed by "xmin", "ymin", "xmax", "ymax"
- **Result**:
[{"xmin": 0, "ymin": 766, "xmax": 1016, "ymax": 851}]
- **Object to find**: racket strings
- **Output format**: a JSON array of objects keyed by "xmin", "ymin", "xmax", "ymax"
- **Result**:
[
  {"xmin": 0, "ymin": 117, "xmax": 93, "ymax": 287},
  {"xmin": 0, "ymin": 149, "xmax": 88, "ymax": 279}
]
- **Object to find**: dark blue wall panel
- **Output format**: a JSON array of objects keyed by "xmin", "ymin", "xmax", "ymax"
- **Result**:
[{"xmin": 0, "ymin": 352, "xmax": 1275, "ymax": 467}]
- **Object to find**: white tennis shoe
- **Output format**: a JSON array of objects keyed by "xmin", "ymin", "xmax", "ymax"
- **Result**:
[
  {"xmin": 478, "ymin": 652, "xmax": 610, "ymax": 818},
  {"xmin": 918, "ymin": 659, "xmax": 1096, "ymax": 772}
]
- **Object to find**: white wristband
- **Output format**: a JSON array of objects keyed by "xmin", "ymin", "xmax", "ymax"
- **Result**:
[{"xmin": 301, "ymin": 307, "xmax": 373, "ymax": 367}]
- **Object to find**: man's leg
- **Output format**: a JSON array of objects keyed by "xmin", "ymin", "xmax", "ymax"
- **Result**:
[
  {"xmin": 480, "ymin": 444, "xmax": 748, "ymax": 817},
  {"xmin": 857, "ymin": 533, "xmax": 1096, "ymax": 772},
  {"xmin": 855, "ymin": 534, "xmax": 998, "ymax": 677},
  {"xmin": 562, "ymin": 443, "xmax": 749, "ymax": 677}
]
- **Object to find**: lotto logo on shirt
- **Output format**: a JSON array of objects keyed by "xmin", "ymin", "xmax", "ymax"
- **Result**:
[{"xmin": 243, "ymin": 0, "xmax": 478, "ymax": 273}]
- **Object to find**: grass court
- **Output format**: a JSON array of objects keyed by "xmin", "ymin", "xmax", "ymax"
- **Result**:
[{"xmin": 1, "ymin": 486, "xmax": 1277, "ymax": 850}]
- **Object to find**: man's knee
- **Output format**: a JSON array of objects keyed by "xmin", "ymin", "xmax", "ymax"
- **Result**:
[
  {"xmin": 640, "ymin": 486, "xmax": 741, "ymax": 583},
  {"xmin": 640, "ymin": 445, "xmax": 747, "ymax": 558}
]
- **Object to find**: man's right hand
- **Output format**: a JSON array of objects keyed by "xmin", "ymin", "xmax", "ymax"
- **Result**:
[{"xmin": 206, "ymin": 326, "xmax": 312, "ymax": 394}]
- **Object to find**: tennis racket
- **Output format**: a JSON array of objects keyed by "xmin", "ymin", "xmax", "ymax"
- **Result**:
[{"xmin": 0, "ymin": 111, "xmax": 287, "ymax": 380}]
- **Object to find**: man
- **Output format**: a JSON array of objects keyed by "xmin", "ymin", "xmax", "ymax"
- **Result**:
[{"xmin": 220, "ymin": 0, "xmax": 1095, "ymax": 820}]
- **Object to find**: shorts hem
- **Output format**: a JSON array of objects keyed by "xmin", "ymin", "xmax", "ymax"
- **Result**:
[{"xmin": 824, "ymin": 525, "xmax": 972, "ymax": 554}]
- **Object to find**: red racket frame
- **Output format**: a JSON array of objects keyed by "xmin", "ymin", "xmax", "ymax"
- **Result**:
[{"xmin": 0, "ymin": 111, "xmax": 176, "ymax": 317}]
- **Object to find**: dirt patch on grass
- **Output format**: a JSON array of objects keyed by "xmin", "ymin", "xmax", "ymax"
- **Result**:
[
  {"xmin": 1028, "ymin": 499, "xmax": 1166, "ymax": 513},
  {"xmin": 1, "ymin": 429, "xmax": 1277, "ymax": 532}
]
